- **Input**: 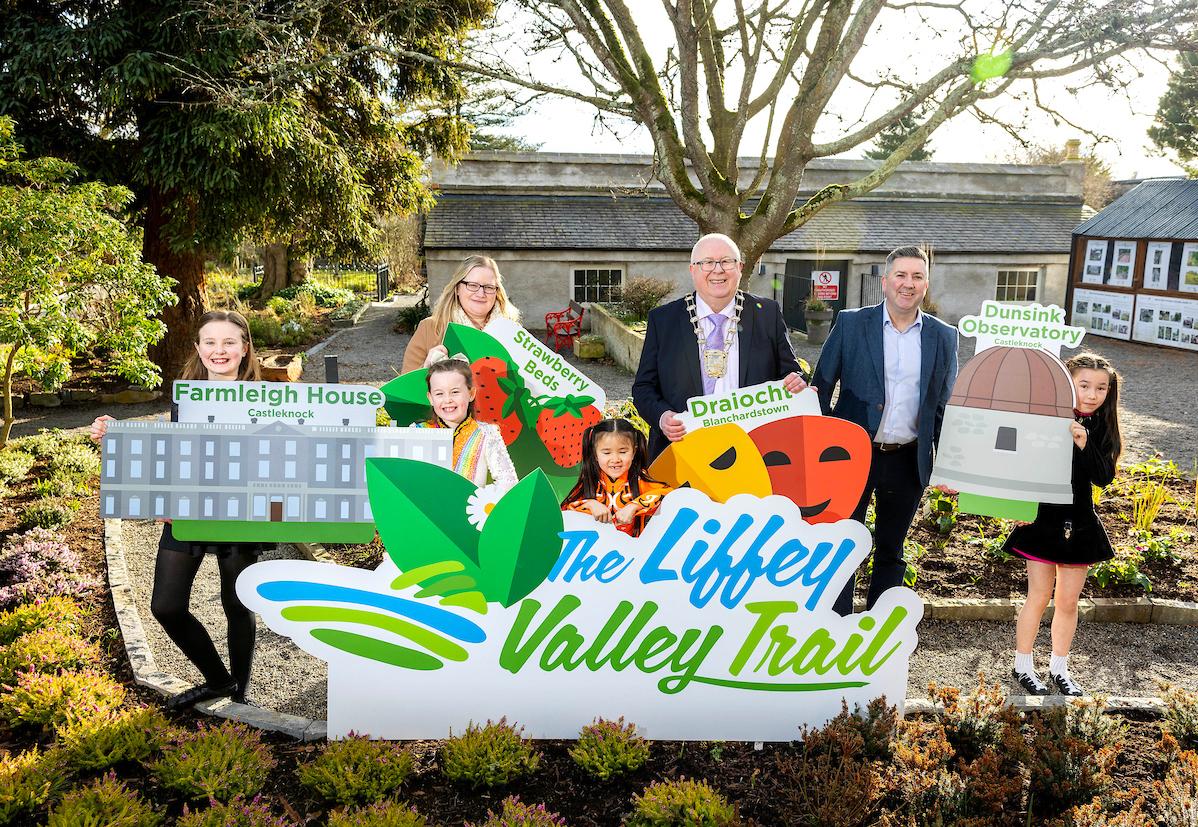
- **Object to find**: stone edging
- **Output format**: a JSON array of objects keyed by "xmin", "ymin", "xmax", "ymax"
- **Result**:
[
  {"xmin": 103, "ymin": 519, "xmax": 326, "ymax": 741},
  {"xmin": 923, "ymin": 596, "xmax": 1198, "ymax": 625}
]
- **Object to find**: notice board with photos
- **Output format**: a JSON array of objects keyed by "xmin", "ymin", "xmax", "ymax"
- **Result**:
[{"xmin": 1068, "ymin": 235, "xmax": 1198, "ymax": 352}]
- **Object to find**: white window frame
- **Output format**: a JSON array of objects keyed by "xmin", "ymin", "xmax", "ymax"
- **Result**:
[
  {"xmin": 995, "ymin": 268, "xmax": 1041, "ymax": 302},
  {"xmin": 253, "ymin": 495, "xmax": 267, "ymax": 518},
  {"xmin": 178, "ymin": 497, "xmax": 191, "ymax": 517},
  {"xmin": 570, "ymin": 265, "xmax": 625, "ymax": 304},
  {"xmin": 228, "ymin": 441, "xmax": 241, "ymax": 457},
  {"xmin": 227, "ymin": 497, "xmax": 239, "ymax": 518}
]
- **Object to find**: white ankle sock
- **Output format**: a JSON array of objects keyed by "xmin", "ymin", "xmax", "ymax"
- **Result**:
[
  {"xmin": 1014, "ymin": 651, "xmax": 1037, "ymax": 675},
  {"xmin": 1050, "ymin": 653, "xmax": 1069, "ymax": 676}
]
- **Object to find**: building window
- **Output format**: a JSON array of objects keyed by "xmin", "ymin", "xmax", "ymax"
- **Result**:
[
  {"xmin": 155, "ymin": 460, "xmax": 165, "ymax": 478},
  {"xmin": 130, "ymin": 438, "xmax": 142, "ymax": 455},
  {"xmin": 253, "ymin": 496, "xmax": 266, "ymax": 517},
  {"xmin": 341, "ymin": 444, "xmax": 351, "ymax": 459},
  {"xmin": 259, "ymin": 439, "xmax": 270, "ymax": 454},
  {"xmin": 129, "ymin": 496, "xmax": 141, "ymax": 517},
  {"xmin": 106, "ymin": 459, "xmax": 116, "ymax": 478},
  {"xmin": 315, "ymin": 499, "xmax": 327, "ymax": 519},
  {"xmin": 178, "ymin": 497, "xmax": 191, "ymax": 517},
  {"xmin": 316, "ymin": 443, "xmax": 328, "ymax": 459},
  {"xmin": 258, "ymin": 460, "xmax": 270, "ymax": 477},
  {"xmin": 180, "ymin": 440, "xmax": 192, "ymax": 456},
  {"xmin": 339, "ymin": 499, "xmax": 350, "ymax": 520},
  {"xmin": 203, "ymin": 497, "xmax": 214, "ymax": 517},
  {"xmin": 205, "ymin": 440, "xmax": 215, "ymax": 456},
  {"xmin": 129, "ymin": 460, "xmax": 142, "ymax": 478},
  {"xmin": 204, "ymin": 461, "xmax": 214, "ymax": 480},
  {"xmin": 315, "ymin": 464, "xmax": 327, "ymax": 483},
  {"xmin": 228, "ymin": 462, "xmax": 240, "ymax": 481},
  {"xmin": 285, "ymin": 439, "xmax": 297, "ymax": 455},
  {"xmin": 995, "ymin": 426, "xmax": 1017, "ymax": 452},
  {"xmin": 154, "ymin": 496, "xmax": 165, "ymax": 515},
  {"xmin": 229, "ymin": 441, "xmax": 241, "ymax": 457},
  {"xmin": 340, "ymin": 464, "xmax": 351, "ymax": 483},
  {"xmin": 105, "ymin": 495, "xmax": 115, "ymax": 514},
  {"xmin": 410, "ymin": 445, "xmax": 423, "ymax": 460},
  {"xmin": 287, "ymin": 496, "xmax": 300, "ymax": 518},
  {"xmin": 995, "ymin": 269, "xmax": 1039, "ymax": 302},
  {"xmin": 155, "ymin": 439, "xmax": 166, "ymax": 454},
  {"xmin": 363, "ymin": 501, "xmax": 373, "ymax": 520},
  {"xmin": 227, "ymin": 497, "xmax": 239, "ymax": 518},
  {"xmin": 179, "ymin": 461, "xmax": 191, "ymax": 479},
  {"xmin": 572, "ymin": 267, "xmax": 623, "ymax": 303}
]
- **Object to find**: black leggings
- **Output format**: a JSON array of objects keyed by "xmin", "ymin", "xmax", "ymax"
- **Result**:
[{"xmin": 150, "ymin": 543, "xmax": 258, "ymax": 690}]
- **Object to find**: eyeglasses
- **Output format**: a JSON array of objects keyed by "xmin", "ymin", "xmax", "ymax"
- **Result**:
[
  {"xmin": 692, "ymin": 258, "xmax": 740, "ymax": 272},
  {"xmin": 459, "ymin": 281, "xmax": 498, "ymax": 295}
]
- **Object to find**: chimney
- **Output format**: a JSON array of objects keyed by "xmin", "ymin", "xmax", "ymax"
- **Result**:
[{"xmin": 1064, "ymin": 139, "xmax": 1081, "ymax": 161}]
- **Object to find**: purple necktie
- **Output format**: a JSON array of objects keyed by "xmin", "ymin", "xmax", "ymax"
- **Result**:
[{"xmin": 702, "ymin": 312, "xmax": 728, "ymax": 395}]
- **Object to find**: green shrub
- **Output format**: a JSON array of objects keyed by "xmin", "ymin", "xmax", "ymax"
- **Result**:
[
  {"xmin": 1062, "ymin": 696, "xmax": 1127, "ymax": 751},
  {"xmin": 58, "ymin": 706, "xmax": 175, "ymax": 772},
  {"xmin": 441, "ymin": 718, "xmax": 541, "ymax": 788},
  {"xmin": 569, "ymin": 717, "xmax": 650, "ymax": 780},
  {"xmin": 1090, "ymin": 553, "xmax": 1152, "ymax": 591},
  {"xmin": 12, "ymin": 429, "xmax": 67, "ymax": 458},
  {"xmin": 929, "ymin": 680, "xmax": 1020, "ymax": 763},
  {"xmin": 47, "ymin": 441, "xmax": 100, "ymax": 478},
  {"xmin": 0, "ymin": 747, "xmax": 65, "ymax": 826},
  {"xmin": 328, "ymin": 801, "xmax": 428, "ymax": 827},
  {"xmin": 177, "ymin": 795, "xmax": 293, "ymax": 827},
  {"xmin": 1156, "ymin": 748, "xmax": 1198, "ymax": 827},
  {"xmin": 0, "ymin": 627, "xmax": 101, "ymax": 684},
  {"xmin": 0, "ymin": 596, "xmax": 86, "ymax": 645},
  {"xmin": 0, "ymin": 668, "xmax": 126, "ymax": 732},
  {"xmin": 17, "ymin": 497, "xmax": 80, "ymax": 530},
  {"xmin": 618, "ymin": 276, "xmax": 674, "ymax": 322},
  {"xmin": 394, "ymin": 297, "xmax": 430, "ymax": 334},
  {"xmin": 0, "ymin": 449, "xmax": 34, "ymax": 484},
  {"xmin": 1026, "ymin": 705, "xmax": 1114, "ymax": 816},
  {"xmin": 1161, "ymin": 682, "xmax": 1198, "ymax": 751},
  {"xmin": 46, "ymin": 773, "xmax": 161, "ymax": 827},
  {"xmin": 153, "ymin": 720, "xmax": 275, "ymax": 802},
  {"xmin": 468, "ymin": 796, "xmax": 567, "ymax": 827},
  {"xmin": 32, "ymin": 471, "xmax": 93, "ymax": 498},
  {"xmin": 628, "ymin": 778, "xmax": 738, "ymax": 827},
  {"xmin": 923, "ymin": 488, "xmax": 958, "ymax": 535},
  {"xmin": 298, "ymin": 733, "xmax": 414, "ymax": 806}
]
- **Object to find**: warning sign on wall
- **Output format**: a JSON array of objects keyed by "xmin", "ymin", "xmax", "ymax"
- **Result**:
[{"xmin": 813, "ymin": 270, "xmax": 840, "ymax": 301}]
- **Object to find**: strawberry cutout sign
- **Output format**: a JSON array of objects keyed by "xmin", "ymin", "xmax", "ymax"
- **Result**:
[{"xmin": 382, "ymin": 323, "xmax": 607, "ymax": 499}]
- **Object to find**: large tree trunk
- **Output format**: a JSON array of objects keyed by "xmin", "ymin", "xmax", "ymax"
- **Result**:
[
  {"xmin": 144, "ymin": 185, "xmax": 206, "ymax": 385},
  {"xmin": 258, "ymin": 242, "xmax": 308, "ymax": 298}
]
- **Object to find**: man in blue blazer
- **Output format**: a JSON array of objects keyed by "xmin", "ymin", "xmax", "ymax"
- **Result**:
[
  {"xmin": 812, "ymin": 245, "xmax": 958, "ymax": 615},
  {"xmin": 634, "ymin": 233, "xmax": 806, "ymax": 460}
]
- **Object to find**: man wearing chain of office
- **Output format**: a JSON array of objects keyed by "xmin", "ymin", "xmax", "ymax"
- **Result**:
[{"xmin": 634, "ymin": 233, "xmax": 808, "ymax": 459}]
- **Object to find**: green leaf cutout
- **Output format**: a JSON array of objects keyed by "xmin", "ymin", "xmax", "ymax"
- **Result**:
[
  {"xmin": 476, "ymin": 469, "xmax": 565, "ymax": 606},
  {"xmin": 442, "ymin": 323, "xmax": 511, "ymax": 363},
  {"xmin": 366, "ymin": 458, "xmax": 483, "ymax": 581},
  {"xmin": 380, "ymin": 369, "xmax": 434, "ymax": 425}
]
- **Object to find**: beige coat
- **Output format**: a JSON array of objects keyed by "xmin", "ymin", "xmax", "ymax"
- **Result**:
[{"xmin": 401, "ymin": 317, "xmax": 445, "ymax": 374}]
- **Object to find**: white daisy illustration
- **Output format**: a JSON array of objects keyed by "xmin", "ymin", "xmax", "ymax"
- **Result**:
[{"xmin": 465, "ymin": 483, "xmax": 508, "ymax": 529}]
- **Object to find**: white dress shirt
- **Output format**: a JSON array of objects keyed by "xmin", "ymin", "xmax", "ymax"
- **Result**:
[
  {"xmin": 876, "ymin": 308, "xmax": 922, "ymax": 443},
  {"xmin": 693, "ymin": 294, "xmax": 742, "ymax": 396}
]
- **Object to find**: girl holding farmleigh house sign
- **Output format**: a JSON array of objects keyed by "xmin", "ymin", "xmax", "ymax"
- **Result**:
[{"xmin": 92, "ymin": 310, "xmax": 272, "ymax": 709}]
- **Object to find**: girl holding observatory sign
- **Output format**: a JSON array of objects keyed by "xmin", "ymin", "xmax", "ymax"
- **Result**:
[
  {"xmin": 1006, "ymin": 352, "xmax": 1123, "ymax": 698},
  {"xmin": 91, "ymin": 310, "xmax": 270, "ymax": 708}
]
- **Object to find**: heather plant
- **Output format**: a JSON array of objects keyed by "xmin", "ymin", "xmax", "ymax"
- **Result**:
[
  {"xmin": 929, "ymin": 680, "xmax": 1019, "ymax": 763},
  {"xmin": 328, "ymin": 800, "xmax": 428, "ymax": 827},
  {"xmin": 17, "ymin": 497, "xmax": 79, "ymax": 530},
  {"xmin": 0, "ymin": 448, "xmax": 34, "ymax": 484},
  {"xmin": 1161, "ymin": 682, "xmax": 1198, "ymax": 750},
  {"xmin": 177, "ymin": 795, "xmax": 295, "ymax": 827},
  {"xmin": 628, "ymin": 778, "xmax": 738, "ymax": 827},
  {"xmin": 297, "ymin": 732, "xmax": 415, "ymax": 806},
  {"xmin": 1026, "ymin": 705, "xmax": 1116, "ymax": 817},
  {"xmin": 0, "ymin": 626, "xmax": 101, "ymax": 684},
  {"xmin": 153, "ymin": 721, "xmax": 276, "ymax": 802},
  {"xmin": 776, "ymin": 718, "xmax": 881, "ymax": 827},
  {"xmin": 441, "ymin": 719, "xmax": 541, "ymax": 788},
  {"xmin": 1056, "ymin": 798, "xmax": 1155, "ymax": 827},
  {"xmin": 15, "ymin": 429, "xmax": 71, "ymax": 458},
  {"xmin": 468, "ymin": 796, "xmax": 567, "ymax": 827},
  {"xmin": 1155, "ymin": 747, "xmax": 1198, "ymax": 827},
  {"xmin": 46, "ymin": 772, "xmax": 161, "ymax": 827},
  {"xmin": 0, "ymin": 746, "xmax": 66, "ymax": 826},
  {"xmin": 884, "ymin": 720, "xmax": 966, "ymax": 826},
  {"xmin": 1062, "ymin": 696, "xmax": 1127, "ymax": 751},
  {"xmin": 569, "ymin": 717, "xmax": 650, "ymax": 780},
  {"xmin": 0, "ymin": 595, "xmax": 86, "ymax": 645},
  {"xmin": 58, "ymin": 706, "xmax": 175, "ymax": 772},
  {"xmin": 46, "ymin": 440, "xmax": 100, "ymax": 478},
  {"xmin": 33, "ymin": 471, "xmax": 93, "ymax": 498},
  {"xmin": 0, "ymin": 528, "xmax": 100, "ymax": 608},
  {"xmin": 809, "ymin": 698, "xmax": 898, "ymax": 762},
  {"xmin": 0, "ymin": 668, "xmax": 126, "ymax": 731}
]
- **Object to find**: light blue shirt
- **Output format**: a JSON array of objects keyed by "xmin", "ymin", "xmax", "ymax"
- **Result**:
[{"xmin": 876, "ymin": 308, "xmax": 922, "ymax": 443}]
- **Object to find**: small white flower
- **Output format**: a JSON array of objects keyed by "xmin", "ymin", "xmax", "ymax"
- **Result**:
[{"xmin": 466, "ymin": 483, "xmax": 508, "ymax": 529}]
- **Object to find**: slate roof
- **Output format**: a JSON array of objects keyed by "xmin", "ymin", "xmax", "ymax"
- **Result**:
[
  {"xmin": 425, "ymin": 194, "xmax": 1084, "ymax": 254},
  {"xmin": 1073, "ymin": 179, "xmax": 1198, "ymax": 239}
]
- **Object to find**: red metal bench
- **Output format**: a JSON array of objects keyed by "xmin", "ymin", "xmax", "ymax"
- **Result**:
[{"xmin": 545, "ymin": 300, "xmax": 585, "ymax": 352}]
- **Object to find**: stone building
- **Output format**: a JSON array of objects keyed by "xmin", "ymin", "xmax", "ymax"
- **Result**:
[{"xmin": 423, "ymin": 152, "xmax": 1088, "ymax": 327}]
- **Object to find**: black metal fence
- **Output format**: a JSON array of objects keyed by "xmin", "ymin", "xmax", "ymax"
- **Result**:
[
  {"xmin": 250, "ymin": 262, "xmax": 391, "ymax": 301},
  {"xmin": 860, "ymin": 265, "xmax": 883, "ymax": 306}
]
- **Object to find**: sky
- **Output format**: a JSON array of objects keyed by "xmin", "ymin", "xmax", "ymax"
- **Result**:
[{"xmin": 486, "ymin": 4, "xmax": 1188, "ymax": 181}]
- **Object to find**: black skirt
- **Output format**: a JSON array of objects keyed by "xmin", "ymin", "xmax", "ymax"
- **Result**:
[
  {"xmin": 157, "ymin": 522, "xmax": 273, "ymax": 559},
  {"xmin": 1002, "ymin": 503, "xmax": 1114, "ymax": 566}
]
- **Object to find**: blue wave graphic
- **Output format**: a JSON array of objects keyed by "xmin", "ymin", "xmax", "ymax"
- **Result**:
[{"xmin": 256, "ymin": 581, "xmax": 486, "ymax": 643}]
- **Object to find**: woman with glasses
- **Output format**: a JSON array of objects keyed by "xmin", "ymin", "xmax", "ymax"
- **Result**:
[{"xmin": 402, "ymin": 254, "xmax": 522, "ymax": 373}]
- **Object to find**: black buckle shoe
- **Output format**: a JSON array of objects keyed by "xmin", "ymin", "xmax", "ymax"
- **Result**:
[
  {"xmin": 1052, "ymin": 672, "xmax": 1085, "ymax": 697},
  {"xmin": 1012, "ymin": 668, "xmax": 1050, "ymax": 696},
  {"xmin": 166, "ymin": 681, "xmax": 237, "ymax": 710}
]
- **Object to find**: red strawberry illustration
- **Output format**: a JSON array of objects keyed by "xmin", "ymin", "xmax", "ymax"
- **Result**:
[
  {"xmin": 471, "ymin": 357, "xmax": 526, "ymax": 445},
  {"xmin": 535, "ymin": 395, "xmax": 602, "ymax": 467}
]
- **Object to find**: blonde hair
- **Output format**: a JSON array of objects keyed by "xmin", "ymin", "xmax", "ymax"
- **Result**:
[
  {"xmin": 429, "ymin": 255, "xmax": 520, "ymax": 336},
  {"xmin": 180, "ymin": 310, "xmax": 262, "ymax": 381}
]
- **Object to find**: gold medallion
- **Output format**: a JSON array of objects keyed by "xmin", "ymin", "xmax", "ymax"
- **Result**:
[{"xmin": 703, "ymin": 348, "xmax": 728, "ymax": 379}]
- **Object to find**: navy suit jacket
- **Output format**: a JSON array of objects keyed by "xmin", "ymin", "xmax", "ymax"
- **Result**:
[
  {"xmin": 633, "ymin": 292, "xmax": 802, "ymax": 460},
  {"xmin": 812, "ymin": 303, "xmax": 958, "ymax": 486}
]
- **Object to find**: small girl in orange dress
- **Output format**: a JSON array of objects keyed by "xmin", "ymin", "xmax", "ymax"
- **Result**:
[{"xmin": 562, "ymin": 419, "xmax": 672, "ymax": 537}]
